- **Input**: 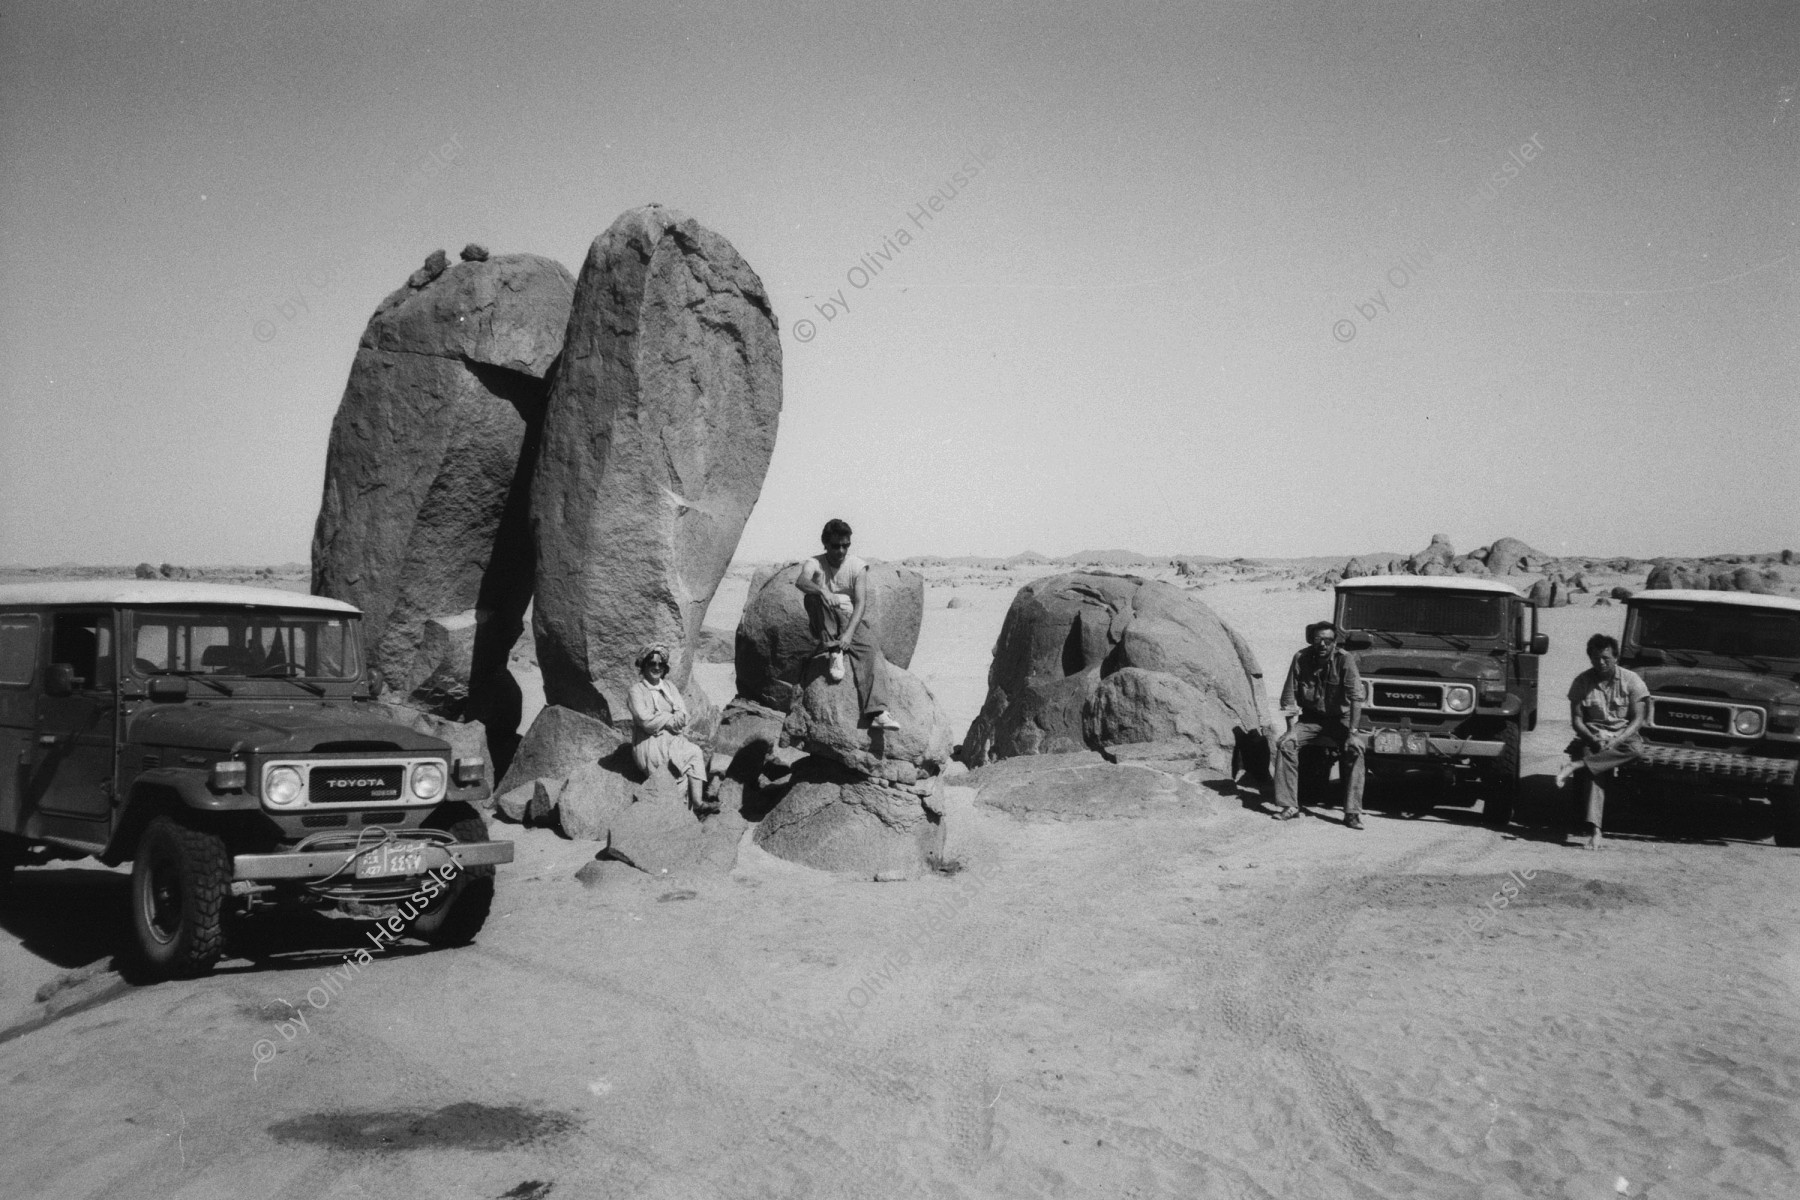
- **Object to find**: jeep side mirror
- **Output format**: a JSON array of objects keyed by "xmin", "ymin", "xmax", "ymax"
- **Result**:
[
  {"xmin": 1342, "ymin": 634, "xmax": 1372, "ymax": 650},
  {"xmin": 1529, "ymin": 634, "xmax": 1549, "ymax": 655},
  {"xmin": 45, "ymin": 663, "xmax": 76, "ymax": 696}
]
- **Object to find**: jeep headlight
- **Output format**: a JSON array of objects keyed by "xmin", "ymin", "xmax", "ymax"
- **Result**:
[
  {"xmin": 410, "ymin": 762, "xmax": 446, "ymax": 800},
  {"xmin": 1733, "ymin": 708, "xmax": 1764, "ymax": 737},
  {"xmin": 1445, "ymin": 686, "xmax": 1475, "ymax": 713},
  {"xmin": 264, "ymin": 765, "xmax": 304, "ymax": 806}
]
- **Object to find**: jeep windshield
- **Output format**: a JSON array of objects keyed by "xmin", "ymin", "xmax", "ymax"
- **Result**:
[
  {"xmin": 1339, "ymin": 591, "xmax": 1505, "ymax": 641},
  {"xmin": 1630, "ymin": 603, "xmax": 1800, "ymax": 668},
  {"xmin": 128, "ymin": 608, "xmax": 361, "ymax": 681}
]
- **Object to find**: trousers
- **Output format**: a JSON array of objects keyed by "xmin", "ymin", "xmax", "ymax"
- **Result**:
[
  {"xmin": 804, "ymin": 592, "xmax": 890, "ymax": 716},
  {"xmin": 1274, "ymin": 717, "xmax": 1365, "ymax": 813},
  {"xmin": 1566, "ymin": 735, "xmax": 1643, "ymax": 830}
]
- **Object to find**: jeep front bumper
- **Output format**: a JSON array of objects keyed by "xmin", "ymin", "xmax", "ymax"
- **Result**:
[
  {"xmin": 1366, "ymin": 731, "xmax": 1506, "ymax": 759},
  {"xmin": 1623, "ymin": 745, "xmax": 1797, "ymax": 788},
  {"xmin": 232, "ymin": 840, "xmax": 514, "ymax": 881}
]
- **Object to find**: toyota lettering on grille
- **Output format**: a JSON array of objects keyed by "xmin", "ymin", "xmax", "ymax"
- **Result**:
[{"xmin": 328, "ymin": 777, "xmax": 386, "ymax": 788}]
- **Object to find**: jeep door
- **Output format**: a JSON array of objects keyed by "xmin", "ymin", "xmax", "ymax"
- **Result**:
[
  {"xmin": 0, "ymin": 613, "xmax": 40, "ymax": 832},
  {"xmin": 1511, "ymin": 601, "xmax": 1540, "ymax": 728},
  {"xmin": 29, "ymin": 610, "xmax": 117, "ymax": 820}
]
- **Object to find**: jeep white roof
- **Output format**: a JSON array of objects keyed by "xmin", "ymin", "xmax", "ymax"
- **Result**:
[
  {"xmin": 1626, "ymin": 588, "xmax": 1800, "ymax": 614},
  {"xmin": 1335, "ymin": 576, "xmax": 1527, "ymax": 598},
  {"xmin": 0, "ymin": 581, "xmax": 360, "ymax": 614}
]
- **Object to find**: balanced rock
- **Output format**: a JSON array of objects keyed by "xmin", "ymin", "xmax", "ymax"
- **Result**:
[
  {"xmin": 1342, "ymin": 553, "xmax": 1404, "ymax": 579},
  {"xmin": 532, "ymin": 206, "xmax": 781, "ymax": 725},
  {"xmin": 958, "ymin": 572, "xmax": 1268, "ymax": 768},
  {"xmin": 312, "ymin": 250, "xmax": 574, "ymax": 759},
  {"xmin": 1482, "ymin": 537, "xmax": 1547, "ymax": 575},
  {"xmin": 1645, "ymin": 562, "xmax": 1704, "ymax": 590},
  {"xmin": 1407, "ymin": 534, "xmax": 1455, "ymax": 575},
  {"xmin": 753, "ymin": 757, "xmax": 943, "ymax": 878},
  {"xmin": 781, "ymin": 658, "xmax": 952, "ymax": 778},
  {"xmin": 735, "ymin": 561, "xmax": 924, "ymax": 711}
]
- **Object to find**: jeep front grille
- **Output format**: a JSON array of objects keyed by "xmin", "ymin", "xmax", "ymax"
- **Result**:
[
  {"xmin": 310, "ymin": 765, "xmax": 404, "ymax": 803},
  {"xmin": 1649, "ymin": 698, "xmax": 1734, "ymax": 736},
  {"xmin": 1369, "ymin": 680, "xmax": 1445, "ymax": 712}
]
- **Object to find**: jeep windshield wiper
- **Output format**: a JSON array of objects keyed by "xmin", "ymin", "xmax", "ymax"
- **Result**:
[
  {"xmin": 1419, "ymin": 631, "xmax": 1470, "ymax": 649},
  {"xmin": 247, "ymin": 664, "xmax": 326, "ymax": 695},
  {"xmin": 1723, "ymin": 652, "xmax": 1773, "ymax": 672},
  {"xmin": 1368, "ymin": 630, "xmax": 1402, "ymax": 647},
  {"xmin": 165, "ymin": 670, "xmax": 234, "ymax": 695}
]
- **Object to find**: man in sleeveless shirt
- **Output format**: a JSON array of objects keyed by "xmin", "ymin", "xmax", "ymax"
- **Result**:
[{"xmin": 795, "ymin": 519, "xmax": 900, "ymax": 730}]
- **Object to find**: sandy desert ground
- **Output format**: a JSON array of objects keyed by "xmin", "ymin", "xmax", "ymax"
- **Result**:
[{"xmin": 2, "ymin": 562, "xmax": 1798, "ymax": 1200}]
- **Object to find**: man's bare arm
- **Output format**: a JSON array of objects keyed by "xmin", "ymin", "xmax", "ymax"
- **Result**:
[{"xmin": 795, "ymin": 559, "xmax": 827, "ymax": 596}]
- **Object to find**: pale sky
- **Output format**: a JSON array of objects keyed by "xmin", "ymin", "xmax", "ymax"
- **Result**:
[{"xmin": 2, "ymin": 0, "xmax": 1795, "ymax": 567}]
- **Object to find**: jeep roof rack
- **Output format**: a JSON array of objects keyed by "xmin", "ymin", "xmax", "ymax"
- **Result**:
[
  {"xmin": 1627, "ymin": 588, "xmax": 1800, "ymax": 614},
  {"xmin": 1334, "ymin": 576, "xmax": 1528, "ymax": 598},
  {"xmin": 0, "ymin": 581, "xmax": 360, "ymax": 614}
]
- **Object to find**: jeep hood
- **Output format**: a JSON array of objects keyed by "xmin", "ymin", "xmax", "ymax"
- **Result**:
[
  {"xmin": 128, "ymin": 703, "xmax": 448, "ymax": 755},
  {"xmin": 1350, "ymin": 649, "xmax": 1504, "ymax": 681},
  {"xmin": 1637, "ymin": 665, "xmax": 1800, "ymax": 705}
]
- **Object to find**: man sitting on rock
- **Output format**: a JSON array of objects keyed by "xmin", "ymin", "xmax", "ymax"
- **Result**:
[
  {"xmin": 1272, "ymin": 620, "xmax": 1366, "ymax": 829},
  {"xmin": 795, "ymin": 519, "xmax": 900, "ymax": 731}
]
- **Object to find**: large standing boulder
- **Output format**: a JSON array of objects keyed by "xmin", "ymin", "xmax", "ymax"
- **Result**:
[
  {"xmin": 958, "ymin": 573, "xmax": 1267, "ymax": 768},
  {"xmin": 781, "ymin": 659, "xmax": 953, "ymax": 778},
  {"xmin": 531, "ymin": 206, "xmax": 782, "ymax": 725},
  {"xmin": 753, "ymin": 757, "xmax": 943, "ymax": 878},
  {"xmin": 312, "ymin": 250, "xmax": 574, "ymax": 762},
  {"xmin": 734, "ymin": 561, "xmax": 924, "ymax": 710}
]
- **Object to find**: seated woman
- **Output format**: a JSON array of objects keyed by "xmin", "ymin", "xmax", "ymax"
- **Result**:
[
  {"xmin": 627, "ymin": 643, "xmax": 717, "ymax": 813},
  {"xmin": 1560, "ymin": 633, "xmax": 1648, "ymax": 850}
]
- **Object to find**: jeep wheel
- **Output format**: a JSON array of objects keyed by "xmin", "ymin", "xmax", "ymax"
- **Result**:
[
  {"xmin": 405, "ymin": 817, "xmax": 495, "ymax": 947},
  {"xmin": 130, "ymin": 816, "xmax": 230, "ymax": 977},
  {"xmin": 1484, "ymin": 724, "xmax": 1522, "ymax": 829},
  {"xmin": 1774, "ymin": 785, "xmax": 1800, "ymax": 849}
]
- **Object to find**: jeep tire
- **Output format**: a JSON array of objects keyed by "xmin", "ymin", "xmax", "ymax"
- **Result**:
[
  {"xmin": 130, "ymin": 816, "xmax": 230, "ymax": 977},
  {"xmin": 1775, "ymin": 784, "xmax": 1800, "ymax": 849},
  {"xmin": 405, "ymin": 816, "xmax": 495, "ymax": 947},
  {"xmin": 1483, "ymin": 723, "xmax": 1521, "ymax": 829}
]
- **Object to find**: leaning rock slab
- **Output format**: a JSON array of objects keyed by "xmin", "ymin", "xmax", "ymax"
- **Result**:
[
  {"xmin": 532, "ymin": 205, "xmax": 782, "ymax": 724},
  {"xmin": 312, "ymin": 250, "xmax": 574, "ymax": 744},
  {"xmin": 498, "ymin": 704, "xmax": 625, "ymax": 796},
  {"xmin": 735, "ymin": 561, "xmax": 924, "ymax": 711}
]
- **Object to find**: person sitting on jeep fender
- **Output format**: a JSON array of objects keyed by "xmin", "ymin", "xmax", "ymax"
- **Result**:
[
  {"xmin": 628, "ymin": 643, "xmax": 718, "ymax": 813},
  {"xmin": 1560, "ymin": 633, "xmax": 1648, "ymax": 851},
  {"xmin": 1272, "ymin": 620, "xmax": 1367, "ymax": 829}
]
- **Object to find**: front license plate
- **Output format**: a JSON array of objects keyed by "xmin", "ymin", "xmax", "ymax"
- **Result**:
[
  {"xmin": 1373, "ymin": 731, "xmax": 1405, "ymax": 755},
  {"xmin": 355, "ymin": 843, "xmax": 428, "ymax": 879}
]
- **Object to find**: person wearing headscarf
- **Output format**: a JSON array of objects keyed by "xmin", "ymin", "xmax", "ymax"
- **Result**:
[{"xmin": 627, "ymin": 643, "xmax": 714, "ymax": 812}]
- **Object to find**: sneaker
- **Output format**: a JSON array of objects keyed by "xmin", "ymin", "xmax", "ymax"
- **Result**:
[
  {"xmin": 1345, "ymin": 814, "xmax": 1365, "ymax": 831},
  {"xmin": 827, "ymin": 651, "xmax": 846, "ymax": 683},
  {"xmin": 869, "ymin": 711, "xmax": 901, "ymax": 731}
]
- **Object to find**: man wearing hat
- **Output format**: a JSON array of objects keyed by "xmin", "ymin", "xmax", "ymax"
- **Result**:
[{"xmin": 1272, "ymin": 620, "xmax": 1367, "ymax": 828}]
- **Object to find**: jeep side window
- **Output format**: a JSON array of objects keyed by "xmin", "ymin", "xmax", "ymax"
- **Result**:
[
  {"xmin": 0, "ymin": 616, "xmax": 37, "ymax": 685},
  {"xmin": 50, "ymin": 613, "xmax": 113, "ymax": 691}
]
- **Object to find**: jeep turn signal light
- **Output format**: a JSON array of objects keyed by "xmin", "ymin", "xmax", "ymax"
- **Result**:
[
  {"xmin": 210, "ymin": 760, "xmax": 248, "ymax": 792},
  {"xmin": 453, "ymin": 757, "xmax": 485, "ymax": 786}
]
